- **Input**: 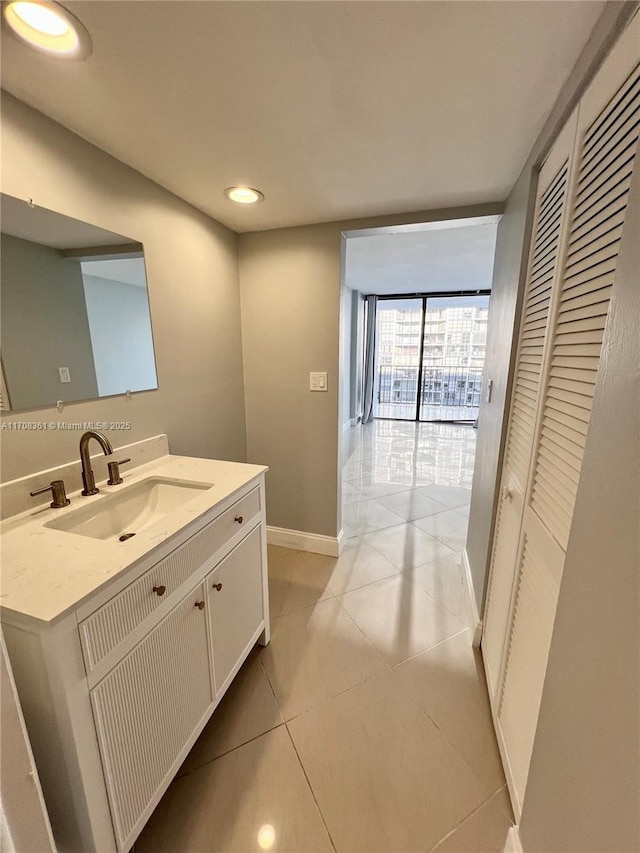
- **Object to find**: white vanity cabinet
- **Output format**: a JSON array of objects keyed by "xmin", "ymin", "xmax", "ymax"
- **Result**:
[
  {"xmin": 1, "ymin": 465, "xmax": 270, "ymax": 853},
  {"xmin": 208, "ymin": 526, "xmax": 264, "ymax": 696},
  {"xmin": 90, "ymin": 584, "xmax": 214, "ymax": 849}
]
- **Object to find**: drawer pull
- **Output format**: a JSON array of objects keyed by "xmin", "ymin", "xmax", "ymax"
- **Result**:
[
  {"xmin": 152, "ymin": 585, "xmax": 166, "ymax": 597},
  {"xmin": 195, "ymin": 600, "xmax": 205, "ymax": 610},
  {"xmin": 235, "ymin": 516, "xmax": 244, "ymax": 524},
  {"xmin": 212, "ymin": 582, "xmax": 223, "ymax": 591}
]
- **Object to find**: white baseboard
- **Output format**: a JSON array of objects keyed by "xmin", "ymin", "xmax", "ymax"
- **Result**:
[
  {"xmin": 266, "ymin": 526, "xmax": 340, "ymax": 557},
  {"xmin": 460, "ymin": 549, "xmax": 483, "ymax": 647},
  {"xmin": 503, "ymin": 826, "xmax": 522, "ymax": 853}
]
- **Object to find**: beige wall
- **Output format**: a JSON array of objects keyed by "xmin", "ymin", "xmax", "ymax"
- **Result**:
[
  {"xmin": 466, "ymin": 0, "xmax": 638, "ymax": 611},
  {"xmin": 519, "ymin": 157, "xmax": 640, "ymax": 853},
  {"xmin": 0, "ymin": 93, "xmax": 247, "ymax": 482},
  {"xmin": 1, "ymin": 233, "xmax": 99, "ymax": 410},
  {"xmin": 239, "ymin": 203, "xmax": 502, "ymax": 537}
]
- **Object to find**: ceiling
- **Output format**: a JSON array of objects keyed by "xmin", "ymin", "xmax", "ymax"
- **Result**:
[
  {"xmin": 345, "ymin": 218, "xmax": 499, "ymax": 295},
  {"xmin": 0, "ymin": 1, "xmax": 605, "ymax": 232}
]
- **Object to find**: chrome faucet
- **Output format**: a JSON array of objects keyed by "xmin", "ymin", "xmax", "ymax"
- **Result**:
[{"xmin": 79, "ymin": 431, "xmax": 114, "ymax": 496}]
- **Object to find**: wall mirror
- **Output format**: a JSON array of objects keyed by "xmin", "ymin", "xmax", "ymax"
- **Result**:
[{"xmin": 0, "ymin": 194, "xmax": 158, "ymax": 412}]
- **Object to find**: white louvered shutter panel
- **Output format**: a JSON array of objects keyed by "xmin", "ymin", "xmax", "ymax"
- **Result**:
[
  {"xmin": 531, "ymin": 59, "xmax": 640, "ymax": 549},
  {"xmin": 504, "ymin": 163, "xmax": 570, "ymax": 492},
  {"xmin": 482, "ymin": 493, "xmax": 523, "ymax": 693},
  {"xmin": 482, "ymin": 113, "xmax": 576, "ymax": 697},
  {"xmin": 495, "ymin": 20, "xmax": 640, "ymax": 817},
  {"xmin": 497, "ymin": 532, "xmax": 560, "ymax": 798}
]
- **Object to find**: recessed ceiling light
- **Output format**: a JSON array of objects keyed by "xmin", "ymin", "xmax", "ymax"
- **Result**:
[
  {"xmin": 224, "ymin": 187, "xmax": 264, "ymax": 205},
  {"xmin": 2, "ymin": 0, "xmax": 92, "ymax": 59}
]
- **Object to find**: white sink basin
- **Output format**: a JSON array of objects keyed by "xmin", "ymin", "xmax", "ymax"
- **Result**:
[{"xmin": 45, "ymin": 477, "xmax": 213, "ymax": 541}]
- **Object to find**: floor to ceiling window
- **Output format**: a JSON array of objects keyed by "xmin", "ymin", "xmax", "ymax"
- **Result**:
[{"xmin": 373, "ymin": 293, "xmax": 490, "ymax": 423}]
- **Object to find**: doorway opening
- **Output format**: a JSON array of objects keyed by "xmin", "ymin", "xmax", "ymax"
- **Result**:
[
  {"xmin": 338, "ymin": 215, "xmax": 499, "ymax": 545},
  {"xmin": 373, "ymin": 292, "xmax": 490, "ymax": 423}
]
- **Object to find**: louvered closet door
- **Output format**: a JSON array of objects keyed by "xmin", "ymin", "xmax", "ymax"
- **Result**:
[
  {"xmin": 497, "ymin": 17, "xmax": 640, "ymax": 816},
  {"xmin": 482, "ymin": 113, "xmax": 576, "ymax": 698}
]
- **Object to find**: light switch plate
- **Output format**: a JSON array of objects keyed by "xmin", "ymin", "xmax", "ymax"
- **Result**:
[
  {"xmin": 58, "ymin": 367, "xmax": 71, "ymax": 383},
  {"xmin": 310, "ymin": 372, "xmax": 328, "ymax": 391}
]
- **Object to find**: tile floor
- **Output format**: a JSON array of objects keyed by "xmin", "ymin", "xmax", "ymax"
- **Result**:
[{"xmin": 137, "ymin": 420, "xmax": 512, "ymax": 853}]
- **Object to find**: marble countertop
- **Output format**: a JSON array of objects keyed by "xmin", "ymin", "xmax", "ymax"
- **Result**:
[{"xmin": 0, "ymin": 454, "xmax": 267, "ymax": 626}]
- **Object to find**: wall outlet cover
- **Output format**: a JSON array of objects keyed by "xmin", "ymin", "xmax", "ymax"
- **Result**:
[{"xmin": 58, "ymin": 367, "xmax": 71, "ymax": 383}]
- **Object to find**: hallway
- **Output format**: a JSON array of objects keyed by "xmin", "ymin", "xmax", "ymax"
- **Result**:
[{"xmin": 137, "ymin": 421, "xmax": 512, "ymax": 852}]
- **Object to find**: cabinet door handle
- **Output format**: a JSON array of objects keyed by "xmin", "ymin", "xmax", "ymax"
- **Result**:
[
  {"xmin": 212, "ymin": 582, "xmax": 223, "ymax": 591},
  {"xmin": 195, "ymin": 600, "xmax": 205, "ymax": 610},
  {"xmin": 153, "ymin": 585, "xmax": 166, "ymax": 597},
  {"xmin": 234, "ymin": 516, "xmax": 244, "ymax": 524}
]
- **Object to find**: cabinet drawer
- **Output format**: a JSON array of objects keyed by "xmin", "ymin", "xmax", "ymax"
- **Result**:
[
  {"xmin": 79, "ymin": 486, "xmax": 262, "ymax": 672},
  {"xmin": 91, "ymin": 586, "xmax": 213, "ymax": 850}
]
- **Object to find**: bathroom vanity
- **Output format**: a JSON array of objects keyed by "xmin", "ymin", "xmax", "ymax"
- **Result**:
[{"xmin": 0, "ymin": 437, "xmax": 269, "ymax": 852}]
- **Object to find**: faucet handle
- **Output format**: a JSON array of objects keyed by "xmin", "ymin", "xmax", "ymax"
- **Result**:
[
  {"xmin": 30, "ymin": 479, "xmax": 70, "ymax": 509},
  {"xmin": 107, "ymin": 458, "xmax": 131, "ymax": 486}
]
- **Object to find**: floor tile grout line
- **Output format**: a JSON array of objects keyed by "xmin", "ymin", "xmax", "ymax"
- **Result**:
[
  {"xmin": 283, "ymin": 723, "xmax": 338, "ymax": 853},
  {"xmin": 258, "ymin": 657, "xmax": 285, "ymax": 719},
  {"xmin": 404, "ymin": 575, "xmax": 469, "ymax": 626},
  {"xmin": 330, "ymin": 577, "xmax": 469, "ymax": 670},
  {"xmin": 313, "ymin": 537, "xmax": 403, "ymax": 598},
  {"xmin": 331, "ymin": 592, "xmax": 394, "ymax": 671},
  {"xmin": 385, "ymin": 660, "xmax": 493, "ymax": 811},
  {"xmin": 425, "ymin": 784, "xmax": 514, "ymax": 852},
  {"xmin": 326, "ymin": 557, "xmax": 467, "ymax": 620},
  {"xmin": 356, "ymin": 521, "xmax": 460, "ymax": 566},
  {"xmin": 280, "ymin": 666, "xmax": 391, "ymax": 726},
  {"xmin": 177, "ymin": 720, "xmax": 287, "ymax": 780},
  {"xmin": 386, "ymin": 647, "xmax": 508, "ymax": 826},
  {"xmin": 285, "ymin": 423, "xmax": 484, "ymax": 845},
  {"xmin": 388, "ymin": 627, "xmax": 469, "ymax": 669},
  {"xmin": 346, "ymin": 492, "xmax": 451, "ymax": 523},
  {"xmin": 262, "ymin": 601, "xmax": 391, "ymax": 727},
  {"xmin": 177, "ymin": 656, "xmax": 288, "ymax": 779},
  {"xmin": 268, "ymin": 586, "xmax": 337, "ymax": 621}
]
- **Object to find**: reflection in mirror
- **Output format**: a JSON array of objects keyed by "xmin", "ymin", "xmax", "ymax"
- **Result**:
[{"xmin": 0, "ymin": 194, "xmax": 158, "ymax": 412}]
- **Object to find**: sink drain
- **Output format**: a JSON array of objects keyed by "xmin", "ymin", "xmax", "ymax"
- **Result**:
[{"xmin": 118, "ymin": 532, "xmax": 136, "ymax": 542}]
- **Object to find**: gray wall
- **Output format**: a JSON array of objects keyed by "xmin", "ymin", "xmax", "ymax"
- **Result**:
[
  {"xmin": 82, "ymin": 274, "xmax": 157, "ymax": 397},
  {"xmin": 519, "ymin": 161, "xmax": 640, "ymax": 853},
  {"xmin": 239, "ymin": 221, "xmax": 342, "ymax": 537},
  {"xmin": 0, "ymin": 92, "xmax": 247, "ymax": 482},
  {"xmin": 239, "ymin": 203, "xmax": 502, "ymax": 538},
  {"xmin": 466, "ymin": 170, "xmax": 534, "ymax": 608},
  {"xmin": 465, "ymin": 0, "xmax": 638, "ymax": 612},
  {"xmin": 1, "ymin": 233, "xmax": 98, "ymax": 410}
]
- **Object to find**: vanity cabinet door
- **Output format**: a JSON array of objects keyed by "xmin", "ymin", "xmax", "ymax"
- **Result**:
[
  {"xmin": 90, "ymin": 586, "xmax": 213, "ymax": 851},
  {"xmin": 208, "ymin": 526, "xmax": 264, "ymax": 696}
]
